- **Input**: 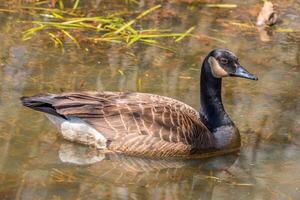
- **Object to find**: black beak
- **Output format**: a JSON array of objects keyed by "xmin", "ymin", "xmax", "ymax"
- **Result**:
[{"xmin": 231, "ymin": 65, "xmax": 258, "ymax": 80}]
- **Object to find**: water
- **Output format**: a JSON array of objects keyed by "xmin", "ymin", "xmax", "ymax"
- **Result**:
[{"xmin": 0, "ymin": 0, "xmax": 300, "ymax": 199}]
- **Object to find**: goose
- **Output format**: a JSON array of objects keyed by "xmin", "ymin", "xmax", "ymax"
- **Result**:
[{"xmin": 21, "ymin": 49, "xmax": 258, "ymax": 158}]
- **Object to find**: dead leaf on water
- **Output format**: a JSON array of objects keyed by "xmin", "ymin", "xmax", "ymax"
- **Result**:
[
  {"xmin": 256, "ymin": 1, "xmax": 277, "ymax": 26},
  {"xmin": 118, "ymin": 69, "xmax": 124, "ymax": 75},
  {"xmin": 179, "ymin": 76, "xmax": 193, "ymax": 80}
]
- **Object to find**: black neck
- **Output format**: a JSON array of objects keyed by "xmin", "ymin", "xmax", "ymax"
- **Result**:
[{"xmin": 200, "ymin": 56, "xmax": 233, "ymax": 131}]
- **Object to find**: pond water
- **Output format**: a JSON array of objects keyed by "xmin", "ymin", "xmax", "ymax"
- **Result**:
[{"xmin": 0, "ymin": 0, "xmax": 300, "ymax": 199}]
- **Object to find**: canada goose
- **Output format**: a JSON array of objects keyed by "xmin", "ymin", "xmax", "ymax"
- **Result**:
[{"xmin": 21, "ymin": 49, "xmax": 257, "ymax": 158}]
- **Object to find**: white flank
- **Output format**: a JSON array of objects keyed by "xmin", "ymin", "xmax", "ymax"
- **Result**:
[{"xmin": 45, "ymin": 114, "xmax": 107, "ymax": 149}]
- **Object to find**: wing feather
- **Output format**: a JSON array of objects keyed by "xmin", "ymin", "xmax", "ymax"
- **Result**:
[{"xmin": 36, "ymin": 92, "xmax": 216, "ymax": 151}]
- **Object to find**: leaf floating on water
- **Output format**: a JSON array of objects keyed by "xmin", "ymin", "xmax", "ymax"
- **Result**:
[
  {"xmin": 204, "ymin": 4, "xmax": 237, "ymax": 8},
  {"xmin": 275, "ymin": 28, "xmax": 295, "ymax": 33},
  {"xmin": 179, "ymin": 76, "xmax": 193, "ymax": 80},
  {"xmin": 204, "ymin": 175, "xmax": 220, "ymax": 180},
  {"xmin": 0, "ymin": 8, "xmax": 18, "ymax": 13},
  {"xmin": 256, "ymin": 1, "xmax": 277, "ymax": 26},
  {"xmin": 229, "ymin": 182, "xmax": 254, "ymax": 187},
  {"xmin": 118, "ymin": 69, "xmax": 124, "ymax": 75},
  {"xmin": 124, "ymin": 0, "xmax": 140, "ymax": 5}
]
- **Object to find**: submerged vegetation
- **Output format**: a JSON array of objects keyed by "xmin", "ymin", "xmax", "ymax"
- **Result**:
[
  {"xmin": 0, "ymin": 0, "xmax": 233, "ymax": 50},
  {"xmin": 22, "ymin": 5, "xmax": 195, "ymax": 49},
  {"xmin": 0, "ymin": 0, "xmax": 297, "ymax": 49},
  {"xmin": 15, "ymin": 1, "xmax": 197, "ymax": 50}
]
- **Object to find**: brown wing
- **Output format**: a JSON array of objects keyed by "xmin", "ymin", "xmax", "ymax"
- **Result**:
[{"xmin": 25, "ymin": 91, "xmax": 215, "ymax": 156}]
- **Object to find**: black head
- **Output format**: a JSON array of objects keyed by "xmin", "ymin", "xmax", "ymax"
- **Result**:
[{"xmin": 207, "ymin": 49, "xmax": 258, "ymax": 80}]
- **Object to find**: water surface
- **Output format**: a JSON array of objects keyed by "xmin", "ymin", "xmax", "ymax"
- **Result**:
[{"xmin": 0, "ymin": 0, "xmax": 299, "ymax": 199}]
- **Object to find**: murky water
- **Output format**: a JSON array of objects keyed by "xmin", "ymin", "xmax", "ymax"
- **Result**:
[{"xmin": 0, "ymin": 0, "xmax": 300, "ymax": 199}]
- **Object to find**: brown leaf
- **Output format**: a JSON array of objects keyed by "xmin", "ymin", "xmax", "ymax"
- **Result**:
[{"xmin": 256, "ymin": 1, "xmax": 277, "ymax": 26}]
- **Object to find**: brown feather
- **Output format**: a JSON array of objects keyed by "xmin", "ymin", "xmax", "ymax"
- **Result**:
[{"xmin": 37, "ymin": 91, "xmax": 216, "ymax": 156}]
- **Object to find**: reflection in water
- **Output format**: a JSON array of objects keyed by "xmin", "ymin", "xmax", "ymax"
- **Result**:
[
  {"xmin": 59, "ymin": 143, "xmax": 105, "ymax": 165},
  {"xmin": 258, "ymin": 27, "xmax": 273, "ymax": 42},
  {"xmin": 0, "ymin": 0, "xmax": 300, "ymax": 199},
  {"xmin": 22, "ymin": 142, "xmax": 239, "ymax": 200}
]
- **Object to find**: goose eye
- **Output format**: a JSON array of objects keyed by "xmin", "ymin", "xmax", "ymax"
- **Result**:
[{"xmin": 220, "ymin": 58, "xmax": 228, "ymax": 64}]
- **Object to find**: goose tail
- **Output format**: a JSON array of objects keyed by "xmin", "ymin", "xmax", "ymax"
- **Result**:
[{"xmin": 21, "ymin": 94, "xmax": 66, "ymax": 119}]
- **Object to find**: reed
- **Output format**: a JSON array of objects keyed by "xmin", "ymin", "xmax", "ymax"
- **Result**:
[{"xmin": 20, "ymin": 3, "xmax": 199, "ymax": 49}]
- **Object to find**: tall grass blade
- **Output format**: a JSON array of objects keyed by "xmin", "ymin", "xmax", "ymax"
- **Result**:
[
  {"xmin": 73, "ymin": 0, "xmax": 80, "ymax": 10},
  {"xmin": 18, "ymin": 3, "xmax": 217, "ymax": 50},
  {"xmin": 175, "ymin": 26, "xmax": 195, "ymax": 42},
  {"xmin": 61, "ymin": 29, "xmax": 80, "ymax": 47},
  {"xmin": 114, "ymin": 5, "xmax": 161, "ymax": 34},
  {"xmin": 59, "ymin": 0, "xmax": 64, "ymax": 10},
  {"xmin": 48, "ymin": 33, "xmax": 64, "ymax": 47},
  {"xmin": 136, "ymin": 5, "xmax": 161, "ymax": 20},
  {"xmin": 204, "ymin": 4, "xmax": 237, "ymax": 8}
]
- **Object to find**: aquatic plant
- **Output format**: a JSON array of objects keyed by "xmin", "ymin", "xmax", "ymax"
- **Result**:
[{"xmin": 20, "ymin": 2, "xmax": 197, "ymax": 50}]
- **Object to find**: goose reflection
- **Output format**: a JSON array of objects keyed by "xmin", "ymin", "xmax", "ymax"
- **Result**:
[
  {"xmin": 49, "ymin": 142, "xmax": 239, "ymax": 199},
  {"xmin": 19, "ymin": 142, "xmax": 238, "ymax": 199},
  {"xmin": 58, "ymin": 142, "xmax": 238, "ymax": 171}
]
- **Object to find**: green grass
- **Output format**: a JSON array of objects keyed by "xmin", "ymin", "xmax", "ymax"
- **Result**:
[
  {"xmin": 19, "ymin": 4, "xmax": 199, "ymax": 50},
  {"xmin": 0, "ymin": 0, "xmax": 225, "ymax": 50},
  {"xmin": 0, "ymin": 0, "xmax": 226, "ymax": 50}
]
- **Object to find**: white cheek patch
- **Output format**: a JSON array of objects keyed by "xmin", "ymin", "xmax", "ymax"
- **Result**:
[{"xmin": 208, "ymin": 56, "xmax": 229, "ymax": 78}]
